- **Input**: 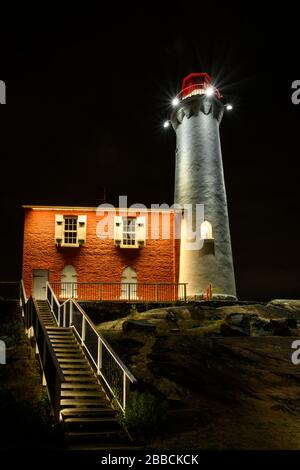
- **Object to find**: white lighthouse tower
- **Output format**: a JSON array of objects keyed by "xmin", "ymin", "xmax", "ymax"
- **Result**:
[{"xmin": 171, "ymin": 73, "xmax": 236, "ymax": 299}]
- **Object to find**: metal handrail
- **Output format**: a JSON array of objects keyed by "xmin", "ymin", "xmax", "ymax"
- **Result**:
[
  {"xmin": 50, "ymin": 281, "xmax": 187, "ymax": 303},
  {"xmin": 46, "ymin": 283, "xmax": 137, "ymax": 412},
  {"xmin": 72, "ymin": 299, "xmax": 136, "ymax": 384},
  {"xmin": 20, "ymin": 280, "xmax": 27, "ymax": 304},
  {"xmin": 46, "ymin": 281, "xmax": 61, "ymax": 325},
  {"xmin": 53, "ymin": 281, "xmax": 186, "ymax": 285},
  {"xmin": 22, "ymin": 292, "xmax": 65, "ymax": 423}
]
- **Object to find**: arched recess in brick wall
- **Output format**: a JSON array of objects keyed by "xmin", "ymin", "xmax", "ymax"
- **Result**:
[
  {"xmin": 61, "ymin": 264, "xmax": 77, "ymax": 298},
  {"xmin": 121, "ymin": 266, "xmax": 137, "ymax": 300}
]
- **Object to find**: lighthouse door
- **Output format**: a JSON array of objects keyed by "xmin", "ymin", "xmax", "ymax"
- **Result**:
[
  {"xmin": 32, "ymin": 269, "xmax": 49, "ymax": 300},
  {"xmin": 121, "ymin": 267, "xmax": 137, "ymax": 301}
]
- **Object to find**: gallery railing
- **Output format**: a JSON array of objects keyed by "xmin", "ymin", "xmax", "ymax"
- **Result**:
[
  {"xmin": 50, "ymin": 282, "xmax": 187, "ymax": 303},
  {"xmin": 46, "ymin": 282, "xmax": 137, "ymax": 412}
]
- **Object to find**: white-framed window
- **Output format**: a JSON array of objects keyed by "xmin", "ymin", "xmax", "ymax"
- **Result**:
[
  {"xmin": 64, "ymin": 217, "xmax": 78, "ymax": 245},
  {"xmin": 201, "ymin": 220, "xmax": 213, "ymax": 239},
  {"xmin": 55, "ymin": 214, "xmax": 87, "ymax": 247},
  {"xmin": 122, "ymin": 218, "xmax": 136, "ymax": 246},
  {"xmin": 114, "ymin": 215, "xmax": 146, "ymax": 248}
]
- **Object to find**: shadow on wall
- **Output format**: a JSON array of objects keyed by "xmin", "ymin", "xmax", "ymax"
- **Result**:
[{"xmin": 200, "ymin": 239, "xmax": 215, "ymax": 256}]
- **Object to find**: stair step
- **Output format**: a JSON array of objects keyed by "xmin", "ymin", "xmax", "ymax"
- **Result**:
[
  {"xmin": 50, "ymin": 339, "xmax": 74, "ymax": 342},
  {"xmin": 61, "ymin": 408, "xmax": 114, "ymax": 417},
  {"xmin": 66, "ymin": 430, "xmax": 125, "ymax": 440},
  {"xmin": 48, "ymin": 329, "xmax": 72, "ymax": 332},
  {"xmin": 61, "ymin": 383, "xmax": 99, "ymax": 389},
  {"xmin": 56, "ymin": 353, "xmax": 83, "ymax": 358},
  {"xmin": 58, "ymin": 358, "xmax": 86, "ymax": 363},
  {"xmin": 61, "ymin": 365, "xmax": 90, "ymax": 370},
  {"xmin": 61, "ymin": 399, "xmax": 106, "ymax": 406},
  {"xmin": 48, "ymin": 334, "xmax": 74, "ymax": 338},
  {"xmin": 48, "ymin": 330, "xmax": 74, "ymax": 338},
  {"xmin": 48, "ymin": 330, "xmax": 73, "ymax": 334},
  {"xmin": 63, "ymin": 371, "xmax": 92, "ymax": 376},
  {"xmin": 64, "ymin": 377, "xmax": 97, "ymax": 383},
  {"xmin": 64, "ymin": 417, "xmax": 117, "ymax": 424},
  {"xmin": 50, "ymin": 341, "xmax": 77, "ymax": 346},
  {"xmin": 61, "ymin": 390, "xmax": 102, "ymax": 397}
]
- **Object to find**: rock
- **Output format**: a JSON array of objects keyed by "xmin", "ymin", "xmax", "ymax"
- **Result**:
[
  {"xmin": 266, "ymin": 319, "xmax": 296, "ymax": 336},
  {"xmin": 167, "ymin": 307, "xmax": 192, "ymax": 320},
  {"xmin": 251, "ymin": 318, "xmax": 271, "ymax": 336},
  {"xmin": 268, "ymin": 299, "xmax": 300, "ymax": 308},
  {"xmin": 249, "ymin": 317, "xmax": 297, "ymax": 337},
  {"xmin": 220, "ymin": 313, "xmax": 250, "ymax": 336},
  {"xmin": 267, "ymin": 300, "xmax": 300, "ymax": 316},
  {"xmin": 122, "ymin": 319, "xmax": 156, "ymax": 334}
]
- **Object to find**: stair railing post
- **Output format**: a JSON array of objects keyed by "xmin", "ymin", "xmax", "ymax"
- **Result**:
[
  {"xmin": 156, "ymin": 283, "xmax": 159, "ymax": 303},
  {"xmin": 69, "ymin": 301, "xmax": 73, "ymax": 326},
  {"xmin": 58, "ymin": 305, "xmax": 61, "ymax": 327},
  {"xmin": 99, "ymin": 283, "xmax": 103, "ymax": 302},
  {"xmin": 63, "ymin": 303, "xmax": 66, "ymax": 327},
  {"xmin": 123, "ymin": 372, "xmax": 130, "ymax": 412},
  {"xmin": 184, "ymin": 283, "xmax": 187, "ymax": 303},
  {"xmin": 97, "ymin": 337, "xmax": 102, "ymax": 375},
  {"xmin": 82, "ymin": 316, "xmax": 86, "ymax": 346}
]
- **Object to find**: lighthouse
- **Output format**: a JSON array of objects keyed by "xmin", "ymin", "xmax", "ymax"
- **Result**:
[{"xmin": 171, "ymin": 73, "xmax": 236, "ymax": 299}]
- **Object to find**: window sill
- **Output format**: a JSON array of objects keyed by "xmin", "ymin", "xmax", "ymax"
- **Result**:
[{"xmin": 59, "ymin": 243, "xmax": 80, "ymax": 248}]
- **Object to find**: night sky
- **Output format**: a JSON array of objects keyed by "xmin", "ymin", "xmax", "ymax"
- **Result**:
[{"xmin": 0, "ymin": 6, "xmax": 299, "ymax": 300}]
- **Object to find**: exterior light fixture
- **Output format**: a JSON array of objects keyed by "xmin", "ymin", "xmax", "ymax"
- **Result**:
[
  {"xmin": 172, "ymin": 97, "xmax": 179, "ymax": 106},
  {"xmin": 225, "ymin": 104, "xmax": 233, "ymax": 111},
  {"xmin": 205, "ymin": 86, "xmax": 215, "ymax": 97},
  {"xmin": 163, "ymin": 120, "xmax": 170, "ymax": 128}
]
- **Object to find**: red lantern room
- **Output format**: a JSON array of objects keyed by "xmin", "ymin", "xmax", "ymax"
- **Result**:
[{"xmin": 180, "ymin": 73, "xmax": 222, "ymax": 100}]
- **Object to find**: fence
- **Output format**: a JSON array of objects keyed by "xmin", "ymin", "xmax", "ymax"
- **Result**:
[
  {"xmin": 46, "ymin": 283, "xmax": 137, "ymax": 412},
  {"xmin": 51, "ymin": 282, "xmax": 187, "ymax": 303}
]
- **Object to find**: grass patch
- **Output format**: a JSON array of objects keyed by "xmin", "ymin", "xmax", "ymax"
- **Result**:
[{"xmin": 119, "ymin": 390, "xmax": 168, "ymax": 440}]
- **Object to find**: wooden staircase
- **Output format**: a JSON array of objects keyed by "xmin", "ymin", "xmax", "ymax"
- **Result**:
[{"xmin": 35, "ymin": 300, "xmax": 130, "ymax": 446}]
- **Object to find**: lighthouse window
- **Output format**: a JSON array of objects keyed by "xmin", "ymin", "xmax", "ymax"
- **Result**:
[
  {"xmin": 64, "ymin": 217, "xmax": 78, "ymax": 245},
  {"xmin": 201, "ymin": 221, "xmax": 213, "ymax": 239},
  {"xmin": 122, "ymin": 218, "xmax": 136, "ymax": 246}
]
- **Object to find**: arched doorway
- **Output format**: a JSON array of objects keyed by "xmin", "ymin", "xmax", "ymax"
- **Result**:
[
  {"xmin": 121, "ymin": 266, "xmax": 137, "ymax": 300},
  {"xmin": 201, "ymin": 220, "xmax": 213, "ymax": 239},
  {"xmin": 61, "ymin": 265, "xmax": 77, "ymax": 298}
]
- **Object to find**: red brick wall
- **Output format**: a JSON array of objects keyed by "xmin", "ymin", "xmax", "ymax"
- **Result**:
[{"xmin": 22, "ymin": 208, "xmax": 177, "ymax": 297}]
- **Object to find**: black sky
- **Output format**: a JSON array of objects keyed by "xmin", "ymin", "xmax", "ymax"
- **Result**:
[{"xmin": 0, "ymin": 5, "xmax": 299, "ymax": 300}]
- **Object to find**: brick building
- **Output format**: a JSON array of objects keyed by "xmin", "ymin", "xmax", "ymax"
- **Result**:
[{"xmin": 22, "ymin": 205, "xmax": 181, "ymax": 301}]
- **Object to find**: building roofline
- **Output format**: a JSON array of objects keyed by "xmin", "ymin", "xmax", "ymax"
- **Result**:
[{"xmin": 22, "ymin": 205, "xmax": 175, "ymax": 213}]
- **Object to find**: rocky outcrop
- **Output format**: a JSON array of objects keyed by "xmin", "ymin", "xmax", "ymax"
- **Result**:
[
  {"xmin": 88, "ymin": 299, "xmax": 300, "ymax": 449},
  {"xmin": 95, "ymin": 300, "xmax": 300, "ymax": 338},
  {"xmin": 220, "ymin": 313, "xmax": 251, "ymax": 336},
  {"xmin": 122, "ymin": 319, "xmax": 156, "ymax": 334}
]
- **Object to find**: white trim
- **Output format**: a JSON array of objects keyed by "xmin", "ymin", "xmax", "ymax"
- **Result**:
[{"xmin": 22, "ymin": 205, "xmax": 174, "ymax": 213}]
